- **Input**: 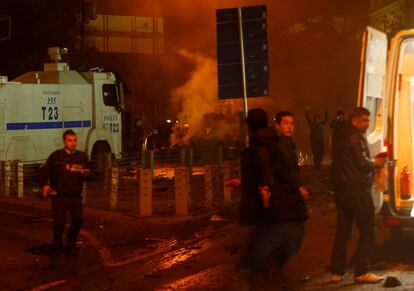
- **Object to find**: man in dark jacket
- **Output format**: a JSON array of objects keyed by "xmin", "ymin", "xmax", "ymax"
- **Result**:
[
  {"xmin": 40, "ymin": 129, "xmax": 90, "ymax": 257},
  {"xmin": 275, "ymin": 111, "xmax": 309, "ymax": 200},
  {"xmin": 330, "ymin": 107, "xmax": 385, "ymax": 283},
  {"xmin": 236, "ymin": 108, "xmax": 308, "ymax": 289},
  {"xmin": 306, "ymin": 107, "xmax": 328, "ymax": 169}
]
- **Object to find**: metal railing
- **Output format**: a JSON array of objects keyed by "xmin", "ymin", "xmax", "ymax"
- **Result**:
[{"xmin": 0, "ymin": 147, "xmax": 242, "ymax": 217}]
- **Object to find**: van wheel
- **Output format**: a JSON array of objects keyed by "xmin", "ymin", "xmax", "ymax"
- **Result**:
[{"xmin": 91, "ymin": 142, "xmax": 111, "ymax": 176}]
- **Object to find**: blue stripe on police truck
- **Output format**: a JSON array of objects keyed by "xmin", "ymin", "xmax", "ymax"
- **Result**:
[
  {"xmin": 6, "ymin": 120, "xmax": 92, "ymax": 130},
  {"xmin": 63, "ymin": 121, "xmax": 82, "ymax": 128}
]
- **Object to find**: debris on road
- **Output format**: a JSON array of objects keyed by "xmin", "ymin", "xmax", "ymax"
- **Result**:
[
  {"xmin": 383, "ymin": 276, "xmax": 402, "ymax": 288},
  {"xmin": 194, "ymin": 226, "xmax": 215, "ymax": 239},
  {"xmin": 224, "ymin": 242, "xmax": 241, "ymax": 255},
  {"xmin": 144, "ymin": 273, "xmax": 163, "ymax": 279},
  {"xmin": 210, "ymin": 214, "xmax": 227, "ymax": 222},
  {"xmin": 185, "ymin": 244, "xmax": 201, "ymax": 250},
  {"xmin": 299, "ymin": 275, "xmax": 310, "ymax": 284}
]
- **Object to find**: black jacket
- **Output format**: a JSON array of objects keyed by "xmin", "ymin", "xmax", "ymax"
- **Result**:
[
  {"xmin": 277, "ymin": 133, "xmax": 301, "ymax": 189},
  {"xmin": 39, "ymin": 149, "xmax": 90, "ymax": 196},
  {"xmin": 239, "ymin": 127, "xmax": 308, "ymax": 225},
  {"xmin": 332, "ymin": 124, "xmax": 375, "ymax": 193},
  {"xmin": 330, "ymin": 119, "xmax": 348, "ymax": 151}
]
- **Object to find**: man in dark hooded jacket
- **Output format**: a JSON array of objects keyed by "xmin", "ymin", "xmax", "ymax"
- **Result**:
[{"xmin": 235, "ymin": 108, "xmax": 308, "ymax": 289}]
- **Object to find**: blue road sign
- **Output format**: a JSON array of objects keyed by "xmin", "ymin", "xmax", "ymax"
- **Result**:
[
  {"xmin": 216, "ymin": 5, "xmax": 269, "ymax": 99},
  {"xmin": 219, "ymin": 83, "xmax": 269, "ymax": 99}
]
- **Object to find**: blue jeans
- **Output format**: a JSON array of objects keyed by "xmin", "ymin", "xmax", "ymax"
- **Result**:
[{"xmin": 236, "ymin": 221, "xmax": 305, "ymax": 274}]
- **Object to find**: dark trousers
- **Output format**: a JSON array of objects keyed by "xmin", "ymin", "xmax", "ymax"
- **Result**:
[
  {"xmin": 51, "ymin": 195, "xmax": 83, "ymax": 249},
  {"xmin": 330, "ymin": 191, "xmax": 375, "ymax": 276},
  {"xmin": 311, "ymin": 139, "xmax": 324, "ymax": 169},
  {"xmin": 237, "ymin": 221, "xmax": 305, "ymax": 274}
]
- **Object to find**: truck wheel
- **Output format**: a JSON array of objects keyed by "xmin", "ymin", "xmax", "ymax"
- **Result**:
[{"xmin": 91, "ymin": 142, "xmax": 111, "ymax": 176}]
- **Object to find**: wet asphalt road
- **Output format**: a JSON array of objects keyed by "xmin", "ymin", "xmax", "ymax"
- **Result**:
[{"xmin": 2, "ymin": 168, "xmax": 414, "ymax": 290}]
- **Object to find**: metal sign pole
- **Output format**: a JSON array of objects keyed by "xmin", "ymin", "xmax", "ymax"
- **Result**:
[
  {"xmin": 80, "ymin": 0, "xmax": 86, "ymax": 66},
  {"xmin": 238, "ymin": 8, "xmax": 248, "ymax": 117},
  {"xmin": 238, "ymin": 8, "xmax": 249, "ymax": 147}
]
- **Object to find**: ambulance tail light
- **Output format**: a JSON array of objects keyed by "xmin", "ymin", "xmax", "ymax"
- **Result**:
[{"xmin": 384, "ymin": 217, "xmax": 401, "ymax": 226}]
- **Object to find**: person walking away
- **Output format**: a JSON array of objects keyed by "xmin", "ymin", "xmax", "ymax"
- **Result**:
[
  {"xmin": 330, "ymin": 107, "xmax": 385, "ymax": 283},
  {"xmin": 330, "ymin": 110, "xmax": 347, "ymax": 156},
  {"xmin": 306, "ymin": 107, "xmax": 328, "ymax": 170},
  {"xmin": 235, "ymin": 108, "xmax": 308, "ymax": 290},
  {"xmin": 40, "ymin": 129, "xmax": 91, "ymax": 258}
]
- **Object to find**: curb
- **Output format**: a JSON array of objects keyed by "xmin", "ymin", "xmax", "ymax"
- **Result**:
[{"xmin": 0, "ymin": 196, "xmax": 228, "ymax": 226}]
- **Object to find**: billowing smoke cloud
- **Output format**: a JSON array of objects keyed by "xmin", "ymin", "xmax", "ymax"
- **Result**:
[
  {"xmin": 97, "ymin": 0, "xmax": 368, "ymax": 157},
  {"xmin": 169, "ymin": 50, "xmax": 218, "ymax": 146}
]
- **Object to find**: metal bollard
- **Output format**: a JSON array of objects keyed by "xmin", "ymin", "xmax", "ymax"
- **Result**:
[
  {"xmin": 3, "ymin": 161, "xmax": 12, "ymax": 197},
  {"xmin": 141, "ymin": 151, "xmax": 147, "ymax": 169},
  {"xmin": 174, "ymin": 167, "xmax": 189, "ymax": 216},
  {"xmin": 187, "ymin": 148, "xmax": 193, "ymax": 175},
  {"xmin": 137, "ymin": 168, "xmax": 153, "ymax": 217},
  {"xmin": 82, "ymin": 182, "xmax": 87, "ymax": 205},
  {"xmin": 15, "ymin": 161, "xmax": 24, "ymax": 198},
  {"xmin": 141, "ymin": 150, "xmax": 154, "ymax": 170},
  {"xmin": 216, "ymin": 147, "xmax": 223, "ymax": 167},
  {"xmin": 0, "ymin": 161, "xmax": 3, "ymax": 195},
  {"xmin": 179, "ymin": 148, "xmax": 186, "ymax": 165},
  {"xmin": 223, "ymin": 161, "xmax": 232, "ymax": 202},
  {"xmin": 104, "ymin": 166, "xmax": 111, "ymax": 192},
  {"xmin": 180, "ymin": 148, "xmax": 193, "ymax": 175},
  {"xmin": 147, "ymin": 150, "xmax": 154, "ymax": 169},
  {"xmin": 109, "ymin": 167, "xmax": 119, "ymax": 210},
  {"xmin": 204, "ymin": 165, "xmax": 214, "ymax": 207}
]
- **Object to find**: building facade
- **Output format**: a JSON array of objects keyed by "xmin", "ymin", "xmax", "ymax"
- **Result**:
[
  {"xmin": 88, "ymin": 15, "xmax": 164, "ymax": 55},
  {"xmin": 370, "ymin": 0, "xmax": 414, "ymax": 35}
]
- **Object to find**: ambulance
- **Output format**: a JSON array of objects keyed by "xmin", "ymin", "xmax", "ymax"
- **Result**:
[
  {"xmin": 0, "ymin": 47, "xmax": 124, "ymax": 169},
  {"xmin": 359, "ymin": 27, "xmax": 414, "ymax": 238}
]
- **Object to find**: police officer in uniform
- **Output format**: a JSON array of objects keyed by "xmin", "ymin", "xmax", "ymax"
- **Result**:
[{"xmin": 40, "ymin": 129, "xmax": 90, "ymax": 257}]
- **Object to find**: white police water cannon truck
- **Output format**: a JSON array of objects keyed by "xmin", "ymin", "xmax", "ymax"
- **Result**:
[{"xmin": 0, "ymin": 47, "xmax": 125, "ymax": 170}]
